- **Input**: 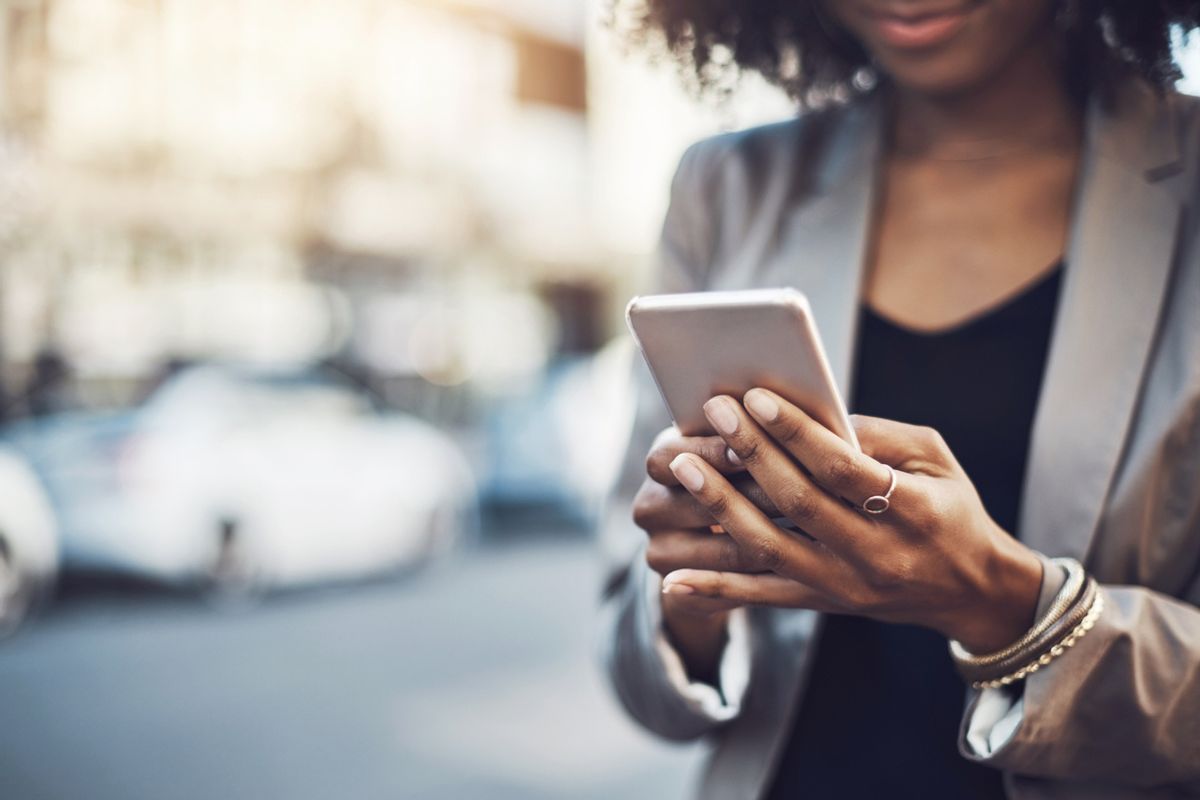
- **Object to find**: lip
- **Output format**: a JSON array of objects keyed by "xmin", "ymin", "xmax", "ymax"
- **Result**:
[{"xmin": 863, "ymin": 6, "xmax": 972, "ymax": 50}]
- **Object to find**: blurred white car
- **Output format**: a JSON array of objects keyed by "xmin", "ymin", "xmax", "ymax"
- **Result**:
[
  {"xmin": 482, "ymin": 338, "xmax": 636, "ymax": 525},
  {"xmin": 0, "ymin": 447, "xmax": 59, "ymax": 637},
  {"xmin": 6, "ymin": 366, "xmax": 476, "ymax": 598}
]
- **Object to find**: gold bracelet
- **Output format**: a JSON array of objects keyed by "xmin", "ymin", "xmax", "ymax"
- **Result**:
[
  {"xmin": 957, "ymin": 576, "xmax": 1097, "ymax": 683},
  {"xmin": 971, "ymin": 589, "xmax": 1104, "ymax": 690},
  {"xmin": 949, "ymin": 557, "xmax": 1085, "ymax": 668}
]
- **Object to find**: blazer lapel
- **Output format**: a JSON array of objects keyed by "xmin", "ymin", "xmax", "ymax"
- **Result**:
[
  {"xmin": 750, "ymin": 102, "xmax": 885, "ymax": 780},
  {"xmin": 1018, "ymin": 81, "xmax": 1185, "ymax": 560},
  {"xmin": 775, "ymin": 98, "xmax": 883, "ymax": 399}
]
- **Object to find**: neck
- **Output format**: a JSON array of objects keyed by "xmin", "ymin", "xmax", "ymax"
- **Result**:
[{"xmin": 888, "ymin": 31, "xmax": 1083, "ymax": 160}]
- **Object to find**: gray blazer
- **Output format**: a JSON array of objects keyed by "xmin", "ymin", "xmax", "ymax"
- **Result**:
[{"xmin": 600, "ymin": 76, "xmax": 1200, "ymax": 799}]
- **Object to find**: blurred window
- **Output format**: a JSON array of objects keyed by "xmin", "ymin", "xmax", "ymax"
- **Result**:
[{"xmin": 515, "ymin": 33, "xmax": 585, "ymax": 111}]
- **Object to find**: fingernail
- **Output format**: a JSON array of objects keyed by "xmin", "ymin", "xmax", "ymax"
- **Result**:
[
  {"xmin": 704, "ymin": 397, "xmax": 739, "ymax": 435},
  {"xmin": 744, "ymin": 389, "xmax": 779, "ymax": 422},
  {"xmin": 669, "ymin": 454, "xmax": 705, "ymax": 492},
  {"xmin": 662, "ymin": 582, "xmax": 694, "ymax": 595},
  {"xmin": 726, "ymin": 447, "xmax": 742, "ymax": 467}
]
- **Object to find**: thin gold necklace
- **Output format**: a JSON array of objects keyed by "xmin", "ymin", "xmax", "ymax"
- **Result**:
[{"xmin": 891, "ymin": 133, "xmax": 1078, "ymax": 163}]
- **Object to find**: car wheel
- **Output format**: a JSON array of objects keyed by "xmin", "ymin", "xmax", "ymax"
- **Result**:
[
  {"xmin": 0, "ymin": 533, "xmax": 34, "ymax": 640},
  {"xmin": 203, "ymin": 516, "xmax": 265, "ymax": 609}
]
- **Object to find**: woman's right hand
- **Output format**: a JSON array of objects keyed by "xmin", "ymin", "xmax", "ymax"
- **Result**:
[{"xmin": 634, "ymin": 426, "xmax": 776, "ymax": 682}]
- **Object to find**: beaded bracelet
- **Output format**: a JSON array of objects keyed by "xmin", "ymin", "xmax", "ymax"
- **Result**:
[
  {"xmin": 954, "ymin": 576, "xmax": 1098, "ymax": 685},
  {"xmin": 948, "ymin": 557, "xmax": 1085, "ymax": 669},
  {"xmin": 971, "ymin": 588, "xmax": 1104, "ymax": 690}
]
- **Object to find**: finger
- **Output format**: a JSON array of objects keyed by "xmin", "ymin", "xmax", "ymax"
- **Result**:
[
  {"xmin": 663, "ymin": 569, "xmax": 841, "ymax": 611},
  {"xmin": 646, "ymin": 428, "xmax": 747, "ymax": 486},
  {"xmin": 645, "ymin": 529, "xmax": 767, "ymax": 576},
  {"xmin": 667, "ymin": 452, "xmax": 834, "ymax": 588},
  {"xmin": 702, "ymin": 395, "xmax": 868, "ymax": 552},
  {"xmin": 633, "ymin": 477, "xmax": 782, "ymax": 531},
  {"xmin": 736, "ymin": 479, "xmax": 783, "ymax": 519},
  {"xmin": 660, "ymin": 586, "xmax": 743, "ymax": 617},
  {"xmin": 742, "ymin": 388, "xmax": 912, "ymax": 510}
]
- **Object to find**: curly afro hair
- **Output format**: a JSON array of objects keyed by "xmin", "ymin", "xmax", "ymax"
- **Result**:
[{"xmin": 611, "ymin": 0, "xmax": 1200, "ymax": 106}]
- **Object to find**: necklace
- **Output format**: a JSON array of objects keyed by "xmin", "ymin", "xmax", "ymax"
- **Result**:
[{"xmin": 889, "ymin": 131, "xmax": 1081, "ymax": 163}]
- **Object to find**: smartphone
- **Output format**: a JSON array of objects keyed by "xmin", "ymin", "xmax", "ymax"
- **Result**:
[{"xmin": 625, "ymin": 287, "xmax": 859, "ymax": 450}]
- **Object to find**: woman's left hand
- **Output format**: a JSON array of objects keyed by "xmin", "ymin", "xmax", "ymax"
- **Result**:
[{"xmin": 664, "ymin": 388, "xmax": 1044, "ymax": 654}]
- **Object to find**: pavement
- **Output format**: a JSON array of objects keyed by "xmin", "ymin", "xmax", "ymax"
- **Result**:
[{"xmin": 0, "ymin": 536, "xmax": 702, "ymax": 800}]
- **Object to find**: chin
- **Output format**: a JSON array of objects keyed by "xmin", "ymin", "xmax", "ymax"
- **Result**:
[{"xmin": 873, "ymin": 50, "xmax": 1012, "ymax": 99}]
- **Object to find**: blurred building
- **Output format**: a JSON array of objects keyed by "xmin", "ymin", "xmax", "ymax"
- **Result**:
[
  {"xmin": 0, "ymin": 0, "xmax": 597, "ymax": 417},
  {"xmin": 0, "ymin": 0, "xmax": 1194, "ymax": 421}
]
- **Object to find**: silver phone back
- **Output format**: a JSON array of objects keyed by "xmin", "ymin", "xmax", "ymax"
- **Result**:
[{"xmin": 626, "ymin": 288, "xmax": 859, "ymax": 449}]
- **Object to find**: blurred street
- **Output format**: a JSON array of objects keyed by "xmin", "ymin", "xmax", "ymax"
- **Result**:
[
  {"xmin": 0, "ymin": 4, "xmax": 1193, "ymax": 798},
  {"xmin": 0, "ymin": 535, "xmax": 701, "ymax": 800}
]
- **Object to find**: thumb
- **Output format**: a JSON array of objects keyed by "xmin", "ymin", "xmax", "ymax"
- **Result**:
[
  {"xmin": 664, "ymin": 569, "xmax": 836, "ymax": 610},
  {"xmin": 850, "ymin": 414, "xmax": 957, "ymax": 475}
]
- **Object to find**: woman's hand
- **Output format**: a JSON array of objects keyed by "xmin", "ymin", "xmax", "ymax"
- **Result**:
[
  {"xmin": 663, "ymin": 389, "xmax": 1044, "ymax": 654},
  {"xmin": 633, "ymin": 427, "xmax": 771, "ymax": 681}
]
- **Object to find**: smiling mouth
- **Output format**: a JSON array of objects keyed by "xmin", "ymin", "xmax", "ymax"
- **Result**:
[{"xmin": 863, "ymin": 5, "xmax": 974, "ymax": 49}]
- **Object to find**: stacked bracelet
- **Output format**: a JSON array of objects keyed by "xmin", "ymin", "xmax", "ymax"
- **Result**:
[
  {"xmin": 948, "ymin": 557, "xmax": 1104, "ymax": 690},
  {"xmin": 971, "ymin": 591, "xmax": 1104, "ymax": 689},
  {"xmin": 949, "ymin": 558, "xmax": 1085, "ymax": 669},
  {"xmin": 957, "ymin": 577, "xmax": 1098, "ymax": 686}
]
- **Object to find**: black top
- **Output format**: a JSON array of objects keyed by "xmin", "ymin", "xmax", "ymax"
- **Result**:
[{"xmin": 765, "ymin": 263, "xmax": 1064, "ymax": 800}]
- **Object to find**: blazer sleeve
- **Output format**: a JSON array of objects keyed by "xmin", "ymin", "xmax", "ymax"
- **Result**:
[
  {"xmin": 597, "ymin": 139, "xmax": 754, "ymax": 741},
  {"xmin": 959, "ymin": 576, "xmax": 1200, "ymax": 788}
]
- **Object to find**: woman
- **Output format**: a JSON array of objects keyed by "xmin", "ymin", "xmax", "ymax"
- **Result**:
[{"xmin": 600, "ymin": 2, "xmax": 1200, "ymax": 798}]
